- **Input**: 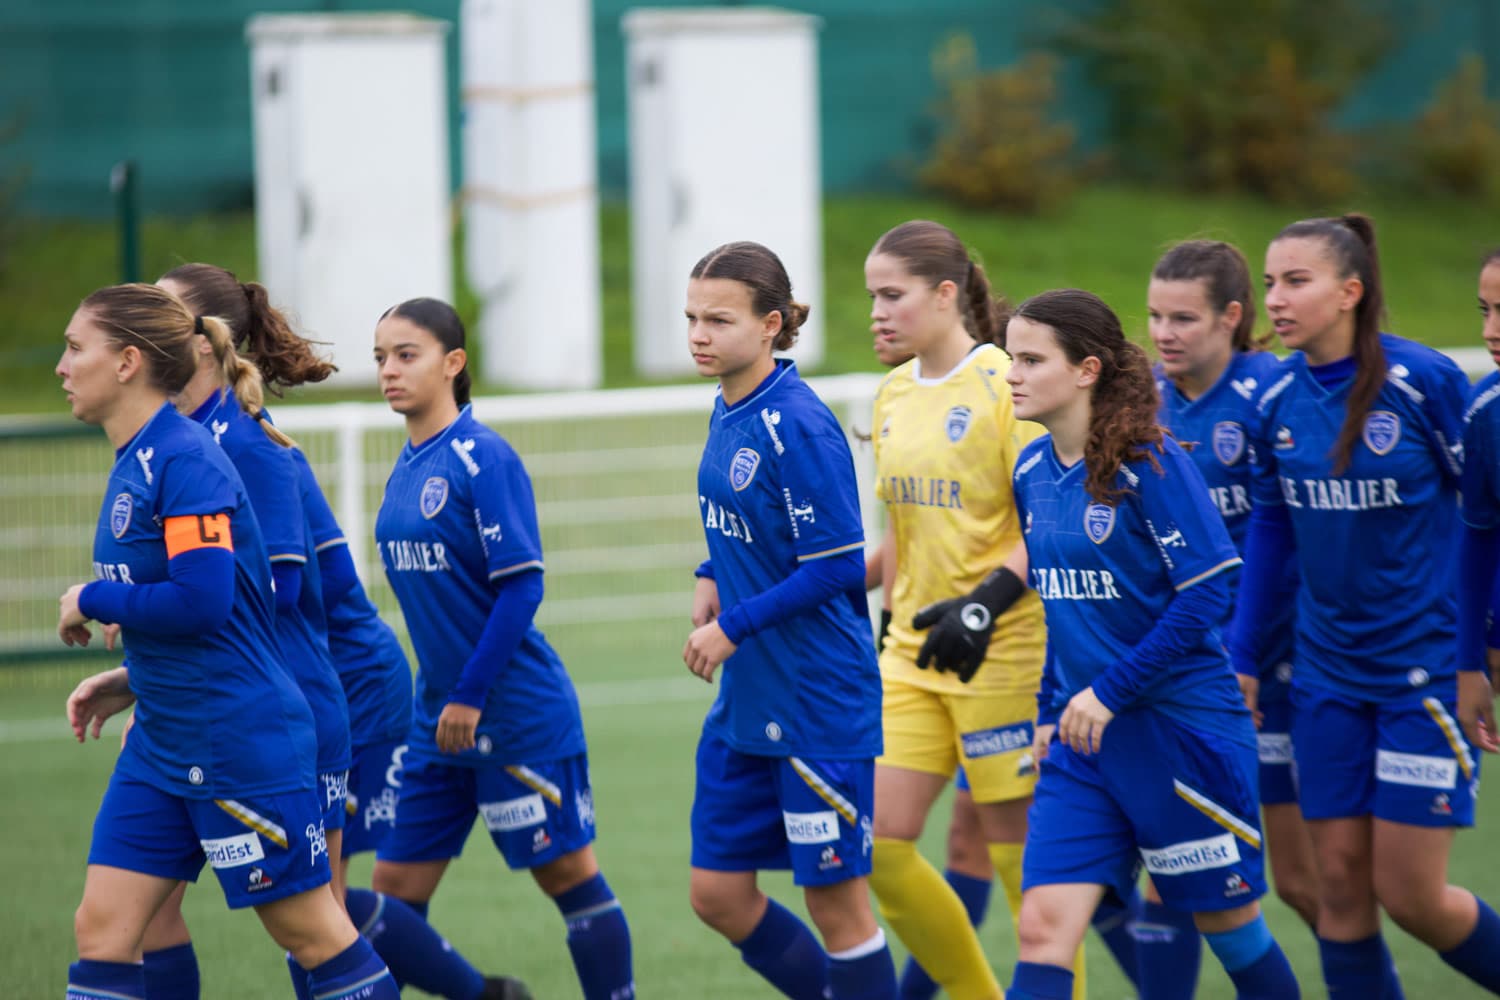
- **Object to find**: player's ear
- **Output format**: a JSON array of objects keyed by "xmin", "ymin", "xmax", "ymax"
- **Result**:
[
  {"xmin": 117, "ymin": 344, "xmax": 144, "ymax": 384},
  {"xmin": 1076, "ymin": 356, "xmax": 1101, "ymax": 388},
  {"xmin": 443, "ymin": 347, "xmax": 467, "ymax": 380}
]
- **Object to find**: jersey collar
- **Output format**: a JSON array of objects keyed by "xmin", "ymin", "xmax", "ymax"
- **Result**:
[
  {"xmin": 402, "ymin": 404, "xmax": 473, "ymax": 463},
  {"xmin": 718, "ymin": 359, "xmax": 796, "ymax": 423},
  {"xmin": 911, "ymin": 344, "xmax": 990, "ymax": 386}
]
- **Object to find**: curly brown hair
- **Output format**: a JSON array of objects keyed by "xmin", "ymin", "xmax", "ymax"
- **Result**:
[{"xmin": 1008, "ymin": 288, "xmax": 1165, "ymax": 504}]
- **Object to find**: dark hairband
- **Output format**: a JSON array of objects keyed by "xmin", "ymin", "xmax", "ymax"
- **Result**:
[
  {"xmin": 253, "ymin": 408, "xmax": 269, "ymax": 423},
  {"xmin": 193, "ymin": 315, "xmax": 204, "ymax": 335}
]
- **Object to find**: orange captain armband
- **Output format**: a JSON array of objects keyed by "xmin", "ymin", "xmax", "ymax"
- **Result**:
[{"xmin": 163, "ymin": 514, "xmax": 234, "ymax": 559}]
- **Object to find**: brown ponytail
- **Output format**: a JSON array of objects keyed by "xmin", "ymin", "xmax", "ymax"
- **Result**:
[
  {"xmin": 1271, "ymin": 213, "xmax": 1385, "ymax": 473},
  {"xmin": 871, "ymin": 220, "xmax": 1011, "ymax": 345},
  {"xmin": 80, "ymin": 283, "xmax": 201, "ymax": 395},
  {"xmin": 160, "ymin": 263, "xmax": 336, "ymax": 394},
  {"xmin": 1009, "ymin": 289, "xmax": 1165, "ymax": 504},
  {"xmin": 200, "ymin": 315, "xmax": 296, "ymax": 448}
]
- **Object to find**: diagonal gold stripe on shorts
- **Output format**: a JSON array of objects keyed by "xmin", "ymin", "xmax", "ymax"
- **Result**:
[
  {"xmin": 505, "ymin": 765, "xmax": 563, "ymax": 806},
  {"xmin": 1424, "ymin": 697, "xmax": 1476, "ymax": 782},
  {"xmin": 214, "ymin": 799, "xmax": 289, "ymax": 849},
  {"xmin": 789, "ymin": 757, "xmax": 857, "ymax": 825},
  {"xmin": 1172, "ymin": 780, "xmax": 1261, "ymax": 850}
]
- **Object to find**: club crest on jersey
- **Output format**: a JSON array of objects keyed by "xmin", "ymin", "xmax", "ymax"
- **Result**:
[
  {"xmin": 945, "ymin": 405, "xmax": 973, "ymax": 443},
  {"xmin": 419, "ymin": 477, "xmax": 449, "ymax": 519},
  {"xmin": 1212, "ymin": 421, "xmax": 1246, "ymax": 466},
  {"xmin": 1363, "ymin": 411, "xmax": 1400, "ymax": 456},
  {"xmin": 110, "ymin": 493, "xmax": 133, "ymax": 538},
  {"xmin": 730, "ymin": 448, "xmax": 761, "ymax": 491},
  {"xmin": 1083, "ymin": 503, "xmax": 1115, "ymax": 544}
]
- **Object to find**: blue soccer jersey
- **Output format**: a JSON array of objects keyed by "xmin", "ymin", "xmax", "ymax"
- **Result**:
[
  {"xmin": 190, "ymin": 391, "xmax": 351, "ymax": 774},
  {"xmin": 695, "ymin": 360, "xmax": 882, "ymax": 760},
  {"xmin": 1013, "ymin": 435, "xmax": 1251, "ymax": 745},
  {"xmin": 87, "ymin": 402, "xmax": 315, "ymax": 798},
  {"xmin": 1247, "ymin": 334, "xmax": 1468, "ymax": 699},
  {"xmin": 1157, "ymin": 351, "xmax": 1297, "ymax": 681},
  {"xmin": 1462, "ymin": 371, "xmax": 1500, "ymax": 656},
  {"xmin": 375, "ymin": 406, "xmax": 585, "ymax": 765},
  {"xmin": 293, "ymin": 448, "xmax": 413, "ymax": 747}
]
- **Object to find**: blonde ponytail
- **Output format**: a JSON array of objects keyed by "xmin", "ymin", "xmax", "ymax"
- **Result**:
[{"xmin": 201, "ymin": 315, "xmax": 297, "ymax": 448}]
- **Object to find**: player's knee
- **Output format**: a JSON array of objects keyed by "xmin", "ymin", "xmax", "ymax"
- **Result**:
[
  {"xmin": 1014, "ymin": 895, "xmax": 1067, "ymax": 961},
  {"xmin": 532, "ymin": 847, "xmax": 599, "ymax": 897},
  {"xmin": 74, "ymin": 897, "xmax": 131, "ymax": 960},
  {"xmin": 1372, "ymin": 869, "xmax": 1440, "ymax": 932},
  {"xmin": 688, "ymin": 881, "xmax": 745, "ymax": 935},
  {"xmin": 1273, "ymin": 879, "xmax": 1319, "ymax": 927}
]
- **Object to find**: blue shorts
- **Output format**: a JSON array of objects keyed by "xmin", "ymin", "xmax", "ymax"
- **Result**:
[
  {"xmin": 1292, "ymin": 682, "xmax": 1478, "ymax": 827},
  {"xmin": 691, "ymin": 728, "xmax": 875, "ymax": 888},
  {"xmin": 1257, "ymin": 680, "xmax": 1298, "ymax": 807},
  {"xmin": 954, "ymin": 766, "xmax": 971, "ymax": 793},
  {"xmin": 342, "ymin": 740, "xmax": 406, "ymax": 857},
  {"xmin": 88, "ymin": 770, "xmax": 330, "ymax": 909},
  {"xmin": 377, "ymin": 752, "xmax": 596, "ymax": 870},
  {"xmin": 1024, "ymin": 709, "xmax": 1266, "ymax": 913},
  {"xmin": 320, "ymin": 769, "xmax": 349, "ymax": 833}
]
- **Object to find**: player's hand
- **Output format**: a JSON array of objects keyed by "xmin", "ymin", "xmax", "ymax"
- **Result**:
[
  {"xmin": 436, "ymin": 702, "xmax": 481, "ymax": 753},
  {"xmin": 683, "ymin": 620, "xmax": 736, "ymax": 684},
  {"xmin": 121, "ymin": 710, "xmax": 135, "ymax": 749},
  {"xmin": 1457, "ymin": 670, "xmax": 1500, "ymax": 754},
  {"xmin": 1236, "ymin": 673, "xmax": 1263, "ymax": 729},
  {"xmin": 58, "ymin": 583, "xmax": 92, "ymax": 647},
  {"xmin": 67, "ymin": 667, "xmax": 134, "ymax": 743},
  {"xmin": 1033, "ymin": 723, "xmax": 1056, "ymax": 765},
  {"xmin": 1059, "ymin": 687, "xmax": 1114, "ymax": 756},
  {"xmin": 103, "ymin": 623, "xmax": 122, "ymax": 652},
  {"xmin": 912, "ymin": 598, "xmax": 994, "ymax": 682},
  {"xmin": 691, "ymin": 576, "xmax": 720, "ymax": 628}
]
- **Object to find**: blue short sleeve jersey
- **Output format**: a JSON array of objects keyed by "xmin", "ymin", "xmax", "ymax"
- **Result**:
[
  {"xmin": 375, "ymin": 406, "xmax": 584, "ymax": 765},
  {"xmin": 1156, "ymin": 351, "xmax": 1297, "ymax": 680},
  {"xmin": 1247, "ymin": 335, "xmax": 1467, "ymax": 699},
  {"xmin": 696, "ymin": 360, "xmax": 881, "ymax": 760},
  {"xmin": 1013, "ymin": 435, "xmax": 1251, "ymax": 745},
  {"xmin": 293, "ymin": 448, "xmax": 413, "ymax": 747},
  {"xmin": 190, "ymin": 392, "xmax": 350, "ymax": 773},
  {"xmin": 1463, "ymin": 371, "xmax": 1500, "ymax": 531},
  {"xmin": 93, "ymin": 403, "xmax": 315, "ymax": 798}
]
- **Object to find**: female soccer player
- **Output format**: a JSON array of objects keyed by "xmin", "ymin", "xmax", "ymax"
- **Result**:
[
  {"xmin": 155, "ymin": 264, "xmax": 526, "ymax": 1000},
  {"xmin": 57, "ymin": 282, "xmax": 397, "ymax": 1000},
  {"xmin": 1003, "ymin": 287, "xmax": 1300, "ymax": 1000},
  {"xmin": 1458, "ymin": 248, "xmax": 1500, "ymax": 751},
  {"xmin": 680, "ymin": 241, "xmax": 896, "ymax": 999},
  {"xmin": 1143, "ymin": 240, "xmax": 1319, "ymax": 995},
  {"xmin": 862, "ymin": 219, "xmax": 1065, "ymax": 1000},
  {"xmin": 370, "ymin": 298, "xmax": 634, "ymax": 1000},
  {"xmin": 1232, "ymin": 215, "xmax": 1500, "ymax": 996}
]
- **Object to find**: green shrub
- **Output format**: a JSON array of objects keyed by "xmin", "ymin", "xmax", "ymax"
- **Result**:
[
  {"xmin": 1409, "ymin": 54, "xmax": 1500, "ymax": 201},
  {"xmin": 919, "ymin": 34, "xmax": 1079, "ymax": 214},
  {"xmin": 1052, "ymin": 0, "xmax": 1394, "ymax": 202}
]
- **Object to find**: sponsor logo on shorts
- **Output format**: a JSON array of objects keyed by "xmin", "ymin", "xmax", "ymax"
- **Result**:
[
  {"xmin": 1139, "ymin": 834, "xmax": 1240, "ymax": 876},
  {"xmin": 1224, "ymin": 873, "xmax": 1252, "ymax": 897},
  {"xmin": 765, "ymin": 722, "xmax": 783, "ymax": 742},
  {"xmin": 575, "ymin": 788, "xmax": 596, "ymax": 829},
  {"xmin": 860, "ymin": 816, "xmax": 874, "ymax": 857},
  {"xmin": 480, "ymin": 793, "xmax": 547, "ymax": 832},
  {"xmin": 784, "ymin": 810, "xmax": 840, "ymax": 845},
  {"xmin": 1016, "ymin": 752, "xmax": 1037, "ymax": 778},
  {"xmin": 364, "ymin": 788, "xmax": 397, "ymax": 830},
  {"xmin": 532, "ymin": 828, "xmax": 553, "ymax": 853},
  {"xmin": 961, "ymin": 721, "xmax": 1033, "ymax": 759},
  {"xmin": 1257, "ymin": 733, "xmax": 1293, "ymax": 765},
  {"xmin": 201, "ymin": 832, "xmax": 265, "ymax": 869},
  {"xmin": 322, "ymin": 771, "xmax": 349, "ymax": 809},
  {"xmin": 818, "ymin": 845, "xmax": 844, "ymax": 871},
  {"xmin": 188, "ymin": 766, "xmax": 204, "ymax": 786},
  {"xmin": 1376, "ymin": 750, "xmax": 1457, "ymax": 790},
  {"xmin": 1432, "ymin": 793, "xmax": 1453, "ymax": 816},
  {"xmin": 246, "ymin": 865, "xmax": 274, "ymax": 892},
  {"xmin": 306, "ymin": 821, "xmax": 328, "ymax": 865}
]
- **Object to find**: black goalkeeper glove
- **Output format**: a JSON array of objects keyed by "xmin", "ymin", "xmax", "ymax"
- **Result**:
[
  {"xmin": 877, "ymin": 608, "xmax": 892, "ymax": 655},
  {"xmin": 912, "ymin": 567, "xmax": 1026, "ymax": 683}
]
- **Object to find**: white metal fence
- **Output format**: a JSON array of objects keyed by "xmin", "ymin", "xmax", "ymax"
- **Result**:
[{"xmin": 0, "ymin": 375, "xmax": 884, "ymax": 662}]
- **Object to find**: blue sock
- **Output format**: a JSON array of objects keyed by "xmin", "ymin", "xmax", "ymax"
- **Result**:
[
  {"xmin": 828, "ymin": 929, "xmax": 898, "ymax": 1000},
  {"xmin": 142, "ymin": 943, "xmax": 199, "ymax": 1000},
  {"xmin": 304, "ymin": 938, "xmax": 400, "ymax": 1000},
  {"xmin": 1319, "ymin": 934, "xmax": 1400, "ymax": 998},
  {"xmin": 1090, "ymin": 886, "xmax": 1140, "ymax": 987},
  {"xmin": 67, "ymin": 959, "xmax": 146, "ymax": 1000},
  {"xmin": 1135, "ymin": 899, "xmax": 1201, "ymax": 1000},
  {"xmin": 899, "ymin": 870, "xmax": 993, "ymax": 999},
  {"xmin": 1441, "ymin": 896, "xmax": 1500, "ymax": 992},
  {"xmin": 1006, "ymin": 960, "xmax": 1073, "ymax": 1000},
  {"xmin": 1203, "ymin": 916, "xmax": 1299, "ymax": 998},
  {"xmin": 347, "ymin": 888, "xmax": 485, "ymax": 998},
  {"xmin": 285, "ymin": 953, "xmax": 313, "ymax": 1000},
  {"xmin": 1378, "ymin": 936, "xmax": 1406, "ymax": 999},
  {"xmin": 734, "ymin": 897, "xmax": 830, "ymax": 1000},
  {"xmin": 553, "ymin": 873, "xmax": 635, "ymax": 1000}
]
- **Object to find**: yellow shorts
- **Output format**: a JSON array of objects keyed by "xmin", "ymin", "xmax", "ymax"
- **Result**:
[{"xmin": 877, "ymin": 677, "xmax": 1038, "ymax": 804}]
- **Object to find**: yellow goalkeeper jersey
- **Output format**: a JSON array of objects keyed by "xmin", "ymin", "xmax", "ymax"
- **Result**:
[{"xmin": 873, "ymin": 343, "xmax": 1045, "ymax": 697}]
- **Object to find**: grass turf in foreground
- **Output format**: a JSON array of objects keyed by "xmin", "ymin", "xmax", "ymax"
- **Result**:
[{"xmin": 3, "ymin": 660, "xmax": 1499, "ymax": 998}]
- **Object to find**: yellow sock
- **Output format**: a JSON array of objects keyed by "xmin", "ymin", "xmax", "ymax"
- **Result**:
[
  {"xmin": 984, "ymin": 842, "xmax": 1087, "ymax": 999},
  {"xmin": 870, "ymin": 837, "xmax": 1000, "ymax": 1000}
]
